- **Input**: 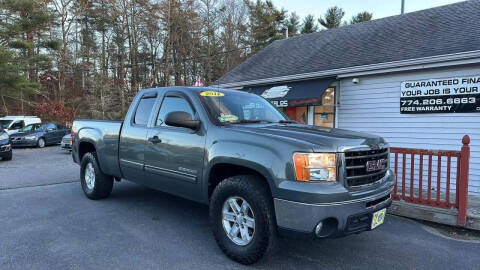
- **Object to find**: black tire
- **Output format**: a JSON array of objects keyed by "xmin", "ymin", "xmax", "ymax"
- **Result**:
[
  {"xmin": 209, "ymin": 175, "xmax": 277, "ymax": 265},
  {"xmin": 37, "ymin": 138, "xmax": 46, "ymax": 148},
  {"xmin": 2, "ymin": 151, "xmax": 12, "ymax": 161},
  {"xmin": 80, "ymin": 152, "xmax": 113, "ymax": 200}
]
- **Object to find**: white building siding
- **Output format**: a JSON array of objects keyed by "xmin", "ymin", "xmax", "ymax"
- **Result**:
[{"xmin": 337, "ymin": 65, "xmax": 480, "ymax": 196}]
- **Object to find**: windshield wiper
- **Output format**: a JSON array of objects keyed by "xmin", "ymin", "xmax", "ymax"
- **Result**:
[
  {"xmin": 233, "ymin": 119, "xmax": 273, "ymax": 124},
  {"xmin": 278, "ymin": 120, "xmax": 297, "ymax": 124}
]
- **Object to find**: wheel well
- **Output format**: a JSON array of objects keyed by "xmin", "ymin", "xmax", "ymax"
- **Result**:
[
  {"xmin": 79, "ymin": 141, "xmax": 96, "ymax": 161},
  {"xmin": 208, "ymin": 163, "xmax": 272, "ymax": 198}
]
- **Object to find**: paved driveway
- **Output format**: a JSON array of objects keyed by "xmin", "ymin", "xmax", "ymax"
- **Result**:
[{"xmin": 0, "ymin": 147, "xmax": 479, "ymax": 269}]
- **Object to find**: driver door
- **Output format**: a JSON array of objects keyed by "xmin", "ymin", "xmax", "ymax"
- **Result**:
[
  {"xmin": 44, "ymin": 123, "xmax": 58, "ymax": 144},
  {"xmin": 144, "ymin": 92, "xmax": 206, "ymax": 201}
]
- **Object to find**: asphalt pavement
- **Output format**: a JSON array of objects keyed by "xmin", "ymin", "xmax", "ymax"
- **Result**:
[{"xmin": 0, "ymin": 147, "xmax": 479, "ymax": 269}]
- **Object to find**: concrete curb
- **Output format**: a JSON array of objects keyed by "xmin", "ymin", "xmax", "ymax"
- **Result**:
[{"xmin": 389, "ymin": 201, "xmax": 480, "ymax": 231}]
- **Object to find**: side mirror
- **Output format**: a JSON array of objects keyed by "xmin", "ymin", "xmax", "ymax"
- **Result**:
[{"xmin": 165, "ymin": 111, "xmax": 200, "ymax": 130}]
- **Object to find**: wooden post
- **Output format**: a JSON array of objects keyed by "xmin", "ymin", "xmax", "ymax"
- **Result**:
[{"xmin": 457, "ymin": 135, "xmax": 470, "ymax": 226}]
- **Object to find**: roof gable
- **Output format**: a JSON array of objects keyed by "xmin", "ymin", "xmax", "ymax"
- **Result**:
[{"xmin": 217, "ymin": 1, "xmax": 480, "ymax": 85}]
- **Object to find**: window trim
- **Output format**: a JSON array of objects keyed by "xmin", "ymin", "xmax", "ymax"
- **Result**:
[
  {"xmin": 153, "ymin": 91, "xmax": 197, "ymax": 129},
  {"xmin": 132, "ymin": 95, "xmax": 158, "ymax": 126}
]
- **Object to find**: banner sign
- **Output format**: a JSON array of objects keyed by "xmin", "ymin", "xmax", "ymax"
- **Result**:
[{"xmin": 400, "ymin": 76, "xmax": 480, "ymax": 114}]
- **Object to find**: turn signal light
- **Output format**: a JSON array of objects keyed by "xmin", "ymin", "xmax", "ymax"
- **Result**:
[{"xmin": 293, "ymin": 153, "xmax": 337, "ymax": 182}]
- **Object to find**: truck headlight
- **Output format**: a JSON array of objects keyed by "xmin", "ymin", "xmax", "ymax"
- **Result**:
[
  {"xmin": 25, "ymin": 135, "xmax": 36, "ymax": 140},
  {"xmin": 293, "ymin": 153, "xmax": 336, "ymax": 182},
  {"xmin": 0, "ymin": 133, "xmax": 8, "ymax": 140}
]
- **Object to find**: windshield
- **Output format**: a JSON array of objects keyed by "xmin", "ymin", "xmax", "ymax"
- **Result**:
[
  {"xmin": 20, "ymin": 123, "xmax": 42, "ymax": 132},
  {"xmin": 0, "ymin": 120, "xmax": 12, "ymax": 129},
  {"xmin": 198, "ymin": 90, "xmax": 288, "ymax": 125}
]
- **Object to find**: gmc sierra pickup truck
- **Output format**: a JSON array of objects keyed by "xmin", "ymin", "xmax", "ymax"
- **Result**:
[{"xmin": 72, "ymin": 87, "xmax": 394, "ymax": 264}]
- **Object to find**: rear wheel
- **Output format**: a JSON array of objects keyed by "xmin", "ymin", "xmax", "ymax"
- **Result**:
[
  {"xmin": 209, "ymin": 175, "xmax": 277, "ymax": 265},
  {"xmin": 37, "ymin": 138, "xmax": 45, "ymax": 148},
  {"xmin": 80, "ymin": 152, "xmax": 113, "ymax": 200}
]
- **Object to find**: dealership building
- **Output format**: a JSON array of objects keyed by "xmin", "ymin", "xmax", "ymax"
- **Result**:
[{"xmin": 216, "ymin": 1, "xmax": 480, "ymax": 196}]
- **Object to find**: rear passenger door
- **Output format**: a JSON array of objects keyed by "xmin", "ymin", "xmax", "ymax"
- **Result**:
[
  {"xmin": 143, "ymin": 92, "xmax": 206, "ymax": 201},
  {"xmin": 119, "ymin": 92, "xmax": 158, "ymax": 184}
]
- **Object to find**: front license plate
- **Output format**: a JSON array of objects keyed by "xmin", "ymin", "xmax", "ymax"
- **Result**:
[{"xmin": 371, "ymin": 208, "xmax": 386, "ymax": 229}]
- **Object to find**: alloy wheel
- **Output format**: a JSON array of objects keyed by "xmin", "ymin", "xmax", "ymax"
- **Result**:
[
  {"xmin": 222, "ymin": 196, "xmax": 255, "ymax": 246},
  {"xmin": 84, "ymin": 162, "xmax": 95, "ymax": 189}
]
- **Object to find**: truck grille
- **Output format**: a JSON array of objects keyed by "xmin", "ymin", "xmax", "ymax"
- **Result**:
[{"xmin": 345, "ymin": 148, "xmax": 389, "ymax": 187}]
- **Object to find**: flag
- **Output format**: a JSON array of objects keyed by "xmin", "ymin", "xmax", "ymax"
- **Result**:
[{"xmin": 194, "ymin": 76, "xmax": 204, "ymax": 87}]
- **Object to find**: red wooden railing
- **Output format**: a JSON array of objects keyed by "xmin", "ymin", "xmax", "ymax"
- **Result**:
[{"xmin": 390, "ymin": 135, "xmax": 470, "ymax": 226}]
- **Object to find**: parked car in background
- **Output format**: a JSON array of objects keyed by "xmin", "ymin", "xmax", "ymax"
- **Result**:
[
  {"xmin": 61, "ymin": 134, "xmax": 72, "ymax": 151},
  {"xmin": 10, "ymin": 122, "xmax": 70, "ymax": 148},
  {"xmin": 0, "ymin": 130, "xmax": 12, "ymax": 160},
  {"xmin": 0, "ymin": 116, "xmax": 41, "ymax": 135}
]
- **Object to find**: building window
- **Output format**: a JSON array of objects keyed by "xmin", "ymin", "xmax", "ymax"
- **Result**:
[{"xmin": 313, "ymin": 87, "xmax": 335, "ymax": 128}]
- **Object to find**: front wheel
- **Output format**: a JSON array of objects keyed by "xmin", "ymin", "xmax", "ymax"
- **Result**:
[
  {"xmin": 209, "ymin": 175, "xmax": 277, "ymax": 265},
  {"xmin": 37, "ymin": 138, "xmax": 45, "ymax": 148},
  {"xmin": 80, "ymin": 152, "xmax": 113, "ymax": 200}
]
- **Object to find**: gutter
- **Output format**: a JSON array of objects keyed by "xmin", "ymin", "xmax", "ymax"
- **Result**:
[{"xmin": 215, "ymin": 50, "xmax": 480, "ymax": 88}]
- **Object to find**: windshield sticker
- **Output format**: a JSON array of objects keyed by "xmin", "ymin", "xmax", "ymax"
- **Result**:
[
  {"xmin": 200, "ymin": 91, "xmax": 225, "ymax": 97},
  {"xmin": 218, "ymin": 114, "xmax": 238, "ymax": 122}
]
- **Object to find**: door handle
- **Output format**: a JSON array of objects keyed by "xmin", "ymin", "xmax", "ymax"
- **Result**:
[{"xmin": 148, "ymin": 136, "xmax": 162, "ymax": 144}]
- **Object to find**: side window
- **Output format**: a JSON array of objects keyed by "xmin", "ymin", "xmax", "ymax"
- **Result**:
[
  {"xmin": 134, "ymin": 97, "xmax": 156, "ymax": 125},
  {"xmin": 47, "ymin": 123, "xmax": 57, "ymax": 130},
  {"xmin": 156, "ymin": 96, "xmax": 194, "ymax": 126},
  {"xmin": 11, "ymin": 120, "xmax": 24, "ymax": 129}
]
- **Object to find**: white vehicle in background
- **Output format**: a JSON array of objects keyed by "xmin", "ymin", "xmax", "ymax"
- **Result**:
[{"xmin": 0, "ymin": 116, "xmax": 42, "ymax": 135}]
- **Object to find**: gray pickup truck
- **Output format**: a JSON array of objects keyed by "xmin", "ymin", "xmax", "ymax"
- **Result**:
[{"xmin": 72, "ymin": 87, "xmax": 394, "ymax": 264}]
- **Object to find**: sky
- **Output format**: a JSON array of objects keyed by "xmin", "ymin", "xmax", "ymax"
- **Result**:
[{"xmin": 271, "ymin": 0, "xmax": 465, "ymax": 24}]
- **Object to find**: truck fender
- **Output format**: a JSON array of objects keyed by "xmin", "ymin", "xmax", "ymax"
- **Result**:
[
  {"xmin": 203, "ymin": 141, "xmax": 286, "ymax": 201},
  {"xmin": 77, "ymin": 128, "xmax": 106, "ymax": 171}
]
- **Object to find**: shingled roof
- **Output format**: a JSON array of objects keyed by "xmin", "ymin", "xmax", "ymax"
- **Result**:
[{"xmin": 217, "ymin": 1, "xmax": 480, "ymax": 86}]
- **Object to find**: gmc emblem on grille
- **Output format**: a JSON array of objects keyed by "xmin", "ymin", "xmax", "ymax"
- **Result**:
[{"xmin": 365, "ymin": 159, "xmax": 386, "ymax": 172}]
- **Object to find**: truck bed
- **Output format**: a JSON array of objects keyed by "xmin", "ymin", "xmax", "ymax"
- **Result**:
[{"xmin": 73, "ymin": 119, "xmax": 123, "ymax": 177}]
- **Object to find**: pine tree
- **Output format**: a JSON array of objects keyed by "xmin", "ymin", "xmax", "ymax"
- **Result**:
[
  {"xmin": 301, "ymin": 14, "xmax": 317, "ymax": 34},
  {"xmin": 0, "ymin": 0, "xmax": 59, "ymax": 82},
  {"xmin": 246, "ymin": 0, "xmax": 286, "ymax": 53},
  {"xmin": 286, "ymin": 12, "xmax": 300, "ymax": 37},
  {"xmin": 319, "ymin": 6, "xmax": 345, "ymax": 29},
  {"xmin": 350, "ymin": 11, "xmax": 373, "ymax": 24},
  {"xmin": 0, "ymin": 47, "xmax": 40, "ymax": 114}
]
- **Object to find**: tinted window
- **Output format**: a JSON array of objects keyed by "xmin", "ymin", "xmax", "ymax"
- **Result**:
[
  {"xmin": 156, "ymin": 96, "xmax": 194, "ymax": 126},
  {"xmin": 11, "ymin": 121, "xmax": 24, "ymax": 129},
  {"xmin": 134, "ymin": 98, "xmax": 156, "ymax": 125},
  {"xmin": 0, "ymin": 120, "xmax": 12, "ymax": 126},
  {"xmin": 46, "ymin": 123, "xmax": 57, "ymax": 130},
  {"xmin": 20, "ymin": 123, "xmax": 41, "ymax": 132}
]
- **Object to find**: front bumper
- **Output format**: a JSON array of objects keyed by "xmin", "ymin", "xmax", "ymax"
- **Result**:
[
  {"xmin": 61, "ymin": 142, "xmax": 71, "ymax": 150},
  {"xmin": 11, "ymin": 138, "xmax": 37, "ymax": 147},
  {"xmin": 274, "ymin": 170, "xmax": 394, "ymax": 237},
  {"xmin": 0, "ymin": 143, "xmax": 12, "ymax": 157}
]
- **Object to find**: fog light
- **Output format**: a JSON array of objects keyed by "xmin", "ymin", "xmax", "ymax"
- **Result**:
[
  {"xmin": 315, "ymin": 222, "xmax": 323, "ymax": 236},
  {"xmin": 315, "ymin": 218, "xmax": 338, "ymax": 237}
]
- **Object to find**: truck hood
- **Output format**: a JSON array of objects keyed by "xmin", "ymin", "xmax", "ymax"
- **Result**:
[{"xmin": 228, "ymin": 124, "xmax": 386, "ymax": 152}]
